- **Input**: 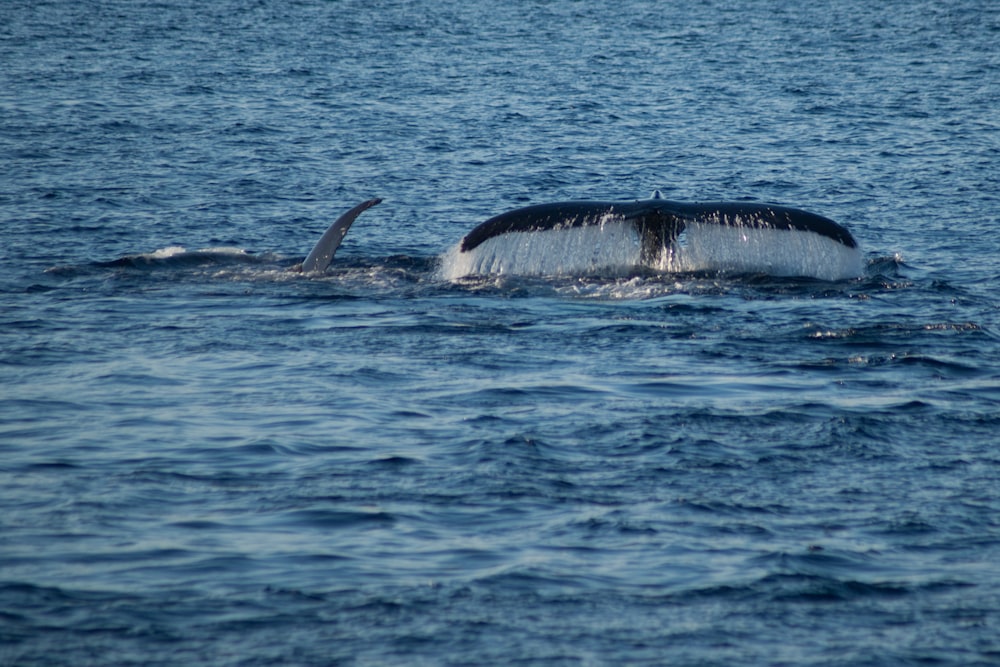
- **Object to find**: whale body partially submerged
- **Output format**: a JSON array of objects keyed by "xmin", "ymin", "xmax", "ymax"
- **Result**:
[{"xmin": 133, "ymin": 193, "xmax": 861, "ymax": 282}]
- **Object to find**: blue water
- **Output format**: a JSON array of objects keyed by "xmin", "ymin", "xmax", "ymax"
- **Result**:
[{"xmin": 3, "ymin": 0, "xmax": 1000, "ymax": 664}]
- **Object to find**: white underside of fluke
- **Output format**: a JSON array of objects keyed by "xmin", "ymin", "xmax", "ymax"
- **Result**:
[
  {"xmin": 441, "ymin": 220, "xmax": 864, "ymax": 281},
  {"xmin": 663, "ymin": 223, "xmax": 865, "ymax": 281},
  {"xmin": 441, "ymin": 219, "xmax": 642, "ymax": 280}
]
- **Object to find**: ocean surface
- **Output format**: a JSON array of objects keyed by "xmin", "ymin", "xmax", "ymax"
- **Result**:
[{"xmin": 3, "ymin": 0, "xmax": 1000, "ymax": 664}]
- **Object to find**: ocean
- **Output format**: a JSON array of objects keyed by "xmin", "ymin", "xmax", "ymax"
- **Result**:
[{"xmin": 2, "ymin": 0, "xmax": 999, "ymax": 664}]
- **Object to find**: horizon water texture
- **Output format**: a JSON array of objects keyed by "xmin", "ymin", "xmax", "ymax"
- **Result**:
[{"xmin": 3, "ymin": 0, "xmax": 1000, "ymax": 665}]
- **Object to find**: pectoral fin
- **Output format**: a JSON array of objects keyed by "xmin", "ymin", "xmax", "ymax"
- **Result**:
[{"xmin": 300, "ymin": 198, "xmax": 381, "ymax": 273}]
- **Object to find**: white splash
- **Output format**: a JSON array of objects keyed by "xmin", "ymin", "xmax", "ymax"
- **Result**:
[
  {"xmin": 146, "ymin": 245, "xmax": 249, "ymax": 259},
  {"xmin": 148, "ymin": 245, "xmax": 189, "ymax": 259}
]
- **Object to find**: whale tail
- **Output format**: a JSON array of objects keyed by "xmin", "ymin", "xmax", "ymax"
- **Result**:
[
  {"xmin": 453, "ymin": 197, "xmax": 862, "ymax": 280},
  {"xmin": 299, "ymin": 198, "xmax": 382, "ymax": 273}
]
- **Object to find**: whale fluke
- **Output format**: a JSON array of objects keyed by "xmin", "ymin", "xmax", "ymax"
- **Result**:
[
  {"xmin": 300, "ymin": 198, "xmax": 382, "ymax": 273},
  {"xmin": 460, "ymin": 199, "xmax": 857, "ymax": 254},
  {"xmin": 453, "ymin": 198, "xmax": 863, "ymax": 280}
]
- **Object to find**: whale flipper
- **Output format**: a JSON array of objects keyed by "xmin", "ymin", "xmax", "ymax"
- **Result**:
[{"xmin": 300, "ymin": 198, "xmax": 382, "ymax": 273}]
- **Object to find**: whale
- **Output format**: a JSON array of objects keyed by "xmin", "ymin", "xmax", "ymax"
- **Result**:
[
  {"xmin": 105, "ymin": 194, "xmax": 863, "ymax": 282},
  {"xmin": 447, "ymin": 192, "xmax": 864, "ymax": 281},
  {"xmin": 93, "ymin": 198, "xmax": 382, "ymax": 273},
  {"xmin": 299, "ymin": 198, "xmax": 382, "ymax": 273}
]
